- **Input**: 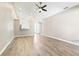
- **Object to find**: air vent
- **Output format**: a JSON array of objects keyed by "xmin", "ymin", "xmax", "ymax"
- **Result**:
[{"xmin": 64, "ymin": 7, "xmax": 68, "ymax": 9}]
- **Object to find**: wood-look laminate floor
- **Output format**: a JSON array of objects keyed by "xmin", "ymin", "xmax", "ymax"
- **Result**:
[{"xmin": 2, "ymin": 34, "xmax": 79, "ymax": 56}]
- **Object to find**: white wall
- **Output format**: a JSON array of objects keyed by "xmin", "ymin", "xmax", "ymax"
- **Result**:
[
  {"xmin": 0, "ymin": 4, "xmax": 14, "ymax": 53},
  {"xmin": 42, "ymin": 5, "xmax": 79, "ymax": 41}
]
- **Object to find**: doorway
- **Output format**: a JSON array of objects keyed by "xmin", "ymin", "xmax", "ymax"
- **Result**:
[{"xmin": 34, "ymin": 22, "xmax": 42, "ymax": 34}]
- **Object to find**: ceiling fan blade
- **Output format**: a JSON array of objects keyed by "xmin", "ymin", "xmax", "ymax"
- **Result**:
[
  {"xmin": 42, "ymin": 5, "xmax": 47, "ymax": 8},
  {"xmin": 35, "ymin": 3, "xmax": 40, "ymax": 8},
  {"xmin": 42, "ymin": 8, "xmax": 47, "ymax": 11}
]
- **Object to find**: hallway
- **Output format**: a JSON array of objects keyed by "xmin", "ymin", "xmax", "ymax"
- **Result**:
[{"xmin": 2, "ymin": 34, "xmax": 79, "ymax": 56}]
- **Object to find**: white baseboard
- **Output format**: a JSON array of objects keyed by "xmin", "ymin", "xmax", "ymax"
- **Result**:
[
  {"xmin": 0, "ymin": 37, "xmax": 14, "ymax": 55},
  {"xmin": 1, "ymin": 34, "xmax": 79, "ymax": 55},
  {"xmin": 14, "ymin": 35, "xmax": 34, "ymax": 38},
  {"xmin": 0, "ymin": 35, "xmax": 33, "ymax": 55},
  {"xmin": 41, "ymin": 34, "xmax": 79, "ymax": 46}
]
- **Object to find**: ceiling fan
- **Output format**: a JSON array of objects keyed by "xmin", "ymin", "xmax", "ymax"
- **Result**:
[{"xmin": 35, "ymin": 2, "xmax": 47, "ymax": 13}]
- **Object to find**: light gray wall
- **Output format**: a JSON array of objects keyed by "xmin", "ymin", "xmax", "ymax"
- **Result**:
[
  {"xmin": 0, "ymin": 6, "xmax": 14, "ymax": 52},
  {"xmin": 42, "ymin": 5, "xmax": 79, "ymax": 41}
]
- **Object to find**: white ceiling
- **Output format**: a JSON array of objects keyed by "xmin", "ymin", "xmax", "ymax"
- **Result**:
[
  {"xmin": 12, "ymin": 2, "xmax": 79, "ymax": 20},
  {"xmin": 0, "ymin": 2, "xmax": 78, "ymax": 20}
]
